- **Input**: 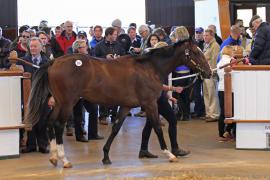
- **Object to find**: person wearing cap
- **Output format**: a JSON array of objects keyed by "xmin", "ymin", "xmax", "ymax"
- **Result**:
[
  {"xmin": 39, "ymin": 20, "xmax": 48, "ymax": 31},
  {"xmin": 193, "ymin": 27, "xmax": 204, "ymax": 50},
  {"xmin": 249, "ymin": 15, "xmax": 270, "ymax": 65},
  {"xmin": 0, "ymin": 27, "xmax": 11, "ymax": 68},
  {"xmin": 69, "ymin": 39, "xmax": 104, "ymax": 142},
  {"xmin": 89, "ymin": 25, "xmax": 104, "ymax": 52},
  {"xmin": 192, "ymin": 27, "xmax": 205, "ymax": 119},
  {"xmin": 67, "ymin": 30, "xmax": 91, "ymax": 55},
  {"xmin": 112, "ymin": 19, "xmax": 125, "ymax": 35}
]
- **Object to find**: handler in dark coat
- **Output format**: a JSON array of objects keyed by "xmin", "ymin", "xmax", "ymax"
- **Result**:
[{"xmin": 249, "ymin": 15, "xmax": 270, "ymax": 65}]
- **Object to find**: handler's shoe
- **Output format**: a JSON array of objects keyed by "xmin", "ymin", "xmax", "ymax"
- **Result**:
[
  {"xmin": 139, "ymin": 150, "xmax": 158, "ymax": 158},
  {"xmin": 172, "ymin": 148, "xmax": 190, "ymax": 157}
]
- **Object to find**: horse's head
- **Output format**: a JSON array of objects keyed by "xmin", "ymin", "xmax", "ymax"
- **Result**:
[{"xmin": 174, "ymin": 40, "xmax": 212, "ymax": 78}]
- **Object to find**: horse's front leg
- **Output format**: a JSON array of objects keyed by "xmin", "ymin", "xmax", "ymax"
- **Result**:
[
  {"xmin": 102, "ymin": 107, "xmax": 130, "ymax": 165},
  {"xmin": 144, "ymin": 102, "xmax": 177, "ymax": 162},
  {"xmin": 54, "ymin": 122, "xmax": 72, "ymax": 168}
]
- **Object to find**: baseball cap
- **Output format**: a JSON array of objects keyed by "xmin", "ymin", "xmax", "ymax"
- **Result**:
[
  {"xmin": 112, "ymin": 19, "xmax": 122, "ymax": 28},
  {"xmin": 195, "ymin": 27, "xmax": 204, "ymax": 33},
  {"xmin": 77, "ymin": 30, "xmax": 87, "ymax": 38}
]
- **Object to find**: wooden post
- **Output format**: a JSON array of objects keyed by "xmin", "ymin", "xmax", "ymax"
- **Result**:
[
  {"xmin": 224, "ymin": 67, "xmax": 232, "ymax": 118},
  {"xmin": 22, "ymin": 72, "xmax": 31, "ymax": 121},
  {"xmin": 218, "ymin": 0, "xmax": 231, "ymax": 40}
]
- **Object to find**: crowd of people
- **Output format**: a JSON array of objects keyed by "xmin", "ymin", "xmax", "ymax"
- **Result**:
[{"xmin": 0, "ymin": 14, "xmax": 269, "ymax": 155}]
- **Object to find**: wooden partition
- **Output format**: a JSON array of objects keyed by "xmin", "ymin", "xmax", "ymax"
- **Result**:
[
  {"xmin": 224, "ymin": 65, "xmax": 270, "ymax": 149},
  {"xmin": 0, "ymin": 70, "xmax": 31, "ymax": 159}
]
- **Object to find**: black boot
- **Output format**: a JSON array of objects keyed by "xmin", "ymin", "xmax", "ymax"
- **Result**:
[
  {"xmin": 138, "ymin": 150, "xmax": 158, "ymax": 158},
  {"xmin": 172, "ymin": 148, "xmax": 190, "ymax": 157},
  {"xmin": 76, "ymin": 136, "xmax": 88, "ymax": 142},
  {"xmin": 88, "ymin": 134, "xmax": 104, "ymax": 140}
]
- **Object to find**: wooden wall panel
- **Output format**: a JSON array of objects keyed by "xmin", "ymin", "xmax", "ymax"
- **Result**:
[
  {"xmin": 145, "ymin": 0, "xmax": 194, "ymax": 27},
  {"xmin": 0, "ymin": 0, "xmax": 18, "ymax": 40}
]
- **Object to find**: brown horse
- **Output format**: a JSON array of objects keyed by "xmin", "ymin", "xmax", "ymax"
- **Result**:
[{"xmin": 25, "ymin": 39, "xmax": 211, "ymax": 168}]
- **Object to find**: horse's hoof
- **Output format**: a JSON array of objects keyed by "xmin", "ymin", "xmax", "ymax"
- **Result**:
[
  {"xmin": 169, "ymin": 157, "xmax": 178, "ymax": 162},
  {"xmin": 49, "ymin": 158, "xmax": 58, "ymax": 167},
  {"xmin": 63, "ymin": 162, "xmax": 73, "ymax": 168},
  {"xmin": 102, "ymin": 158, "xmax": 112, "ymax": 165}
]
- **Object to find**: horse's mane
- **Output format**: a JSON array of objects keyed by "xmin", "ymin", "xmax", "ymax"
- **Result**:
[{"xmin": 135, "ymin": 39, "xmax": 191, "ymax": 63}]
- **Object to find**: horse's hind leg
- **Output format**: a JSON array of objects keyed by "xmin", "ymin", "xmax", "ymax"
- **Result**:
[
  {"xmin": 102, "ymin": 107, "xmax": 130, "ymax": 165},
  {"xmin": 55, "ymin": 105, "xmax": 73, "ymax": 168},
  {"xmin": 46, "ymin": 105, "xmax": 60, "ymax": 167},
  {"xmin": 55, "ymin": 121, "xmax": 72, "ymax": 168},
  {"xmin": 48, "ymin": 126, "xmax": 57, "ymax": 166},
  {"xmin": 144, "ymin": 102, "xmax": 177, "ymax": 162}
]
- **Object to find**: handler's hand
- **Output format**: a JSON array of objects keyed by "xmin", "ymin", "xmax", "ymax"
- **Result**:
[
  {"xmin": 48, "ymin": 96, "xmax": 55, "ymax": 107},
  {"xmin": 169, "ymin": 97, "xmax": 177, "ymax": 104},
  {"xmin": 106, "ymin": 54, "xmax": 114, "ymax": 60},
  {"xmin": 173, "ymin": 86, "xmax": 184, "ymax": 93}
]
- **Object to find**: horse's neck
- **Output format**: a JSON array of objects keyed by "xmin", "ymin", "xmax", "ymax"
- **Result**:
[{"xmin": 151, "ymin": 54, "xmax": 181, "ymax": 80}]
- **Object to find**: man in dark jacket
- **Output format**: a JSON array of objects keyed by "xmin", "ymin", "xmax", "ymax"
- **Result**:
[
  {"xmin": 95, "ymin": 27, "xmax": 125, "ymax": 125},
  {"xmin": 249, "ymin": 15, "xmax": 270, "ymax": 65},
  {"xmin": 0, "ymin": 27, "xmax": 11, "ymax": 68},
  {"xmin": 95, "ymin": 27, "xmax": 125, "ymax": 58},
  {"xmin": 20, "ymin": 37, "xmax": 49, "ymax": 153},
  {"xmin": 50, "ymin": 26, "xmax": 64, "ymax": 58}
]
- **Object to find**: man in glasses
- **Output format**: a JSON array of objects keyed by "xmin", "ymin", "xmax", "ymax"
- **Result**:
[
  {"xmin": 249, "ymin": 15, "xmax": 270, "ymax": 65},
  {"xmin": 11, "ymin": 29, "xmax": 31, "ymax": 58}
]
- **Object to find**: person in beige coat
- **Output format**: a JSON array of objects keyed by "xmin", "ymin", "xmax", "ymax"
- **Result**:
[{"xmin": 202, "ymin": 29, "xmax": 220, "ymax": 122}]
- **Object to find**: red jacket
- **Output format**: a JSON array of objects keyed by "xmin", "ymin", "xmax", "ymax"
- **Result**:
[{"xmin": 56, "ymin": 31, "xmax": 77, "ymax": 54}]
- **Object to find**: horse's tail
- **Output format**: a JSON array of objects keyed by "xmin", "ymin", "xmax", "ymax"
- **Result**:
[{"xmin": 24, "ymin": 60, "xmax": 54, "ymax": 129}]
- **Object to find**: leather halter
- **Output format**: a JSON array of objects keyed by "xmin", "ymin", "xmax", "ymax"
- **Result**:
[{"xmin": 184, "ymin": 48, "xmax": 207, "ymax": 76}]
